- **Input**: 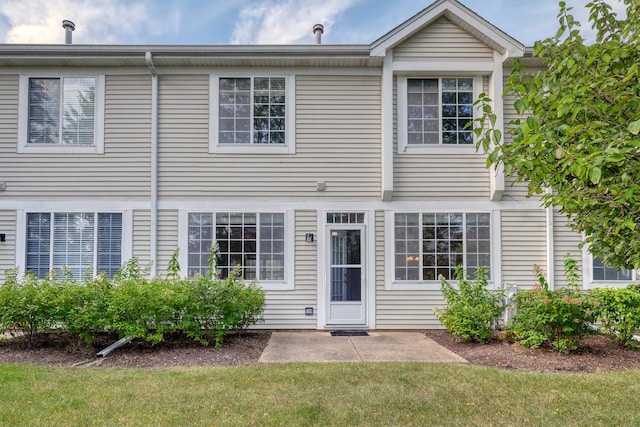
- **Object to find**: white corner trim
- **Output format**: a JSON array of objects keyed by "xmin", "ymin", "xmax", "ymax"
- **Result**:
[
  {"xmin": 209, "ymin": 74, "xmax": 296, "ymax": 155},
  {"xmin": 381, "ymin": 52, "xmax": 394, "ymax": 201},
  {"xmin": 17, "ymin": 74, "xmax": 105, "ymax": 155}
]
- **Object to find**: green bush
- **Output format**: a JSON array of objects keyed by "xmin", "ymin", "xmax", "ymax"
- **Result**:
[
  {"xmin": 0, "ymin": 269, "xmax": 61, "ymax": 341},
  {"xmin": 434, "ymin": 266, "xmax": 504, "ymax": 343},
  {"xmin": 507, "ymin": 258, "xmax": 597, "ymax": 353},
  {"xmin": 591, "ymin": 286, "xmax": 640, "ymax": 348},
  {"xmin": 0, "ymin": 248, "xmax": 266, "ymax": 349}
]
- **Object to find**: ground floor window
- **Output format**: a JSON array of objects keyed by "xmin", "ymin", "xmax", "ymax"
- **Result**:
[
  {"xmin": 394, "ymin": 212, "xmax": 490, "ymax": 281},
  {"xmin": 26, "ymin": 212, "xmax": 122, "ymax": 278},
  {"xmin": 187, "ymin": 212, "xmax": 285, "ymax": 281},
  {"xmin": 592, "ymin": 257, "xmax": 633, "ymax": 281}
]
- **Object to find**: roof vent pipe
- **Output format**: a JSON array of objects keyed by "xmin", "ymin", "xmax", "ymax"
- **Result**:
[
  {"xmin": 313, "ymin": 24, "xmax": 324, "ymax": 45},
  {"xmin": 62, "ymin": 20, "xmax": 75, "ymax": 44}
]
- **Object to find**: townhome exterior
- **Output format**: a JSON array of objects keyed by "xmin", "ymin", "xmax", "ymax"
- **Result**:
[{"xmin": 0, "ymin": 0, "xmax": 628, "ymax": 330}]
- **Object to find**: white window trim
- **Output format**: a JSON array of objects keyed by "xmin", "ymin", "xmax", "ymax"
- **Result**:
[
  {"xmin": 178, "ymin": 209, "xmax": 295, "ymax": 291},
  {"xmin": 16, "ymin": 209, "xmax": 132, "ymax": 278},
  {"xmin": 384, "ymin": 210, "xmax": 500, "ymax": 291},
  {"xmin": 582, "ymin": 246, "xmax": 640, "ymax": 289},
  {"xmin": 397, "ymin": 75, "xmax": 482, "ymax": 155},
  {"xmin": 209, "ymin": 74, "xmax": 296, "ymax": 155},
  {"xmin": 17, "ymin": 74, "xmax": 105, "ymax": 155}
]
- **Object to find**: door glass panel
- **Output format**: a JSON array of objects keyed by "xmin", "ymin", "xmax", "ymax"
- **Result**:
[{"xmin": 330, "ymin": 229, "xmax": 362, "ymax": 302}]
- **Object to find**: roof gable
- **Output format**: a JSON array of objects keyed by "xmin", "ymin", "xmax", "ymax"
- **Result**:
[{"xmin": 370, "ymin": 0, "xmax": 524, "ymax": 58}]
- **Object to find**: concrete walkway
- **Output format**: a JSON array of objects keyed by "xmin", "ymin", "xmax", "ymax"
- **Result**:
[{"xmin": 258, "ymin": 331, "xmax": 468, "ymax": 363}]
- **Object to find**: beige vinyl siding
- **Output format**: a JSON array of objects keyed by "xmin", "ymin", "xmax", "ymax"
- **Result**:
[
  {"xmin": 2, "ymin": 74, "xmax": 151, "ymax": 199},
  {"xmin": 393, "ymin": 17, "xmax": 493, "ymax": 61},
  {"xmin": 553, "ymin": 210, "xmax": 582, "ymax": 287},
  {"xmin": 158, "ymin": 74, "xmax": 381, "ymax": 200},
  {"xmin": 259, "ymin": 210, "xmax": 317, "ymax": 329},
  {"xmin": 501, "ymin": 210, "xmax": 547, "ymax": 288},
  {"xmin": 132, "ymin": 210, "xmax": 151, "ymax": 268},
  {"xmin": 0, "ymin": 211, "xmax": 16, "ymax": 281},
  {"xmin": 375, "ymin": 211, "xmax": 445, "ymax": 329},
  {"xmin": 157, "ymin": 210, "xmax": 178, "ymax": 274}
]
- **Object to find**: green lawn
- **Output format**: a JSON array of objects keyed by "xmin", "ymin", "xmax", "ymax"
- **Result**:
[{"xmin": 1, "ymin": 362, "xmax": 638, "ymax": 426}]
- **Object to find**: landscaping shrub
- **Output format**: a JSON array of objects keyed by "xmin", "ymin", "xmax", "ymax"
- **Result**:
[
  {"xmin": 591, "ymin": 286, "xmax": 640, "ymax": 348},
  {"xmin": 0, "ymin": 246, "xmax": 266, "ymax": 348},
  {"xmin": 435, "ymin": 266, "xmax": 504, "ymax": 343},
  {"xmin": 507, "ymin": 258, "xmax": 597, "ymax": 353},
  {"xmin": 0, "ymin": 268, "xmax": 61, "ymax": 342}
]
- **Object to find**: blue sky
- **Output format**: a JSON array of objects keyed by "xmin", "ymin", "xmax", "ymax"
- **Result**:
[{"xmin": 0, "ymin": 0, "xmax": 625, "ymax": 46}]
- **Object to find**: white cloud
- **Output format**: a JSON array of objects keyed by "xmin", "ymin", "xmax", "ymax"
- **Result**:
[
  {"xmin": 0, "ymin": 0, "xmax": 159, "ymax": 44},
  {"xmin": 231, "ymin": 0, "xmax": 358, "ymax": 44}
]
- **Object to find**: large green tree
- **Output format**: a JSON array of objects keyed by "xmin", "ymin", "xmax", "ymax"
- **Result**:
[{"xmin": 476, "ymin": 0, "xmax": 640, "ymax": 268}]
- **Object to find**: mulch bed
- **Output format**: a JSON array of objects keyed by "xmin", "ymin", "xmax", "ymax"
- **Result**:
[
  {"xmin": 1, "ymin": 329, "xmax": 638, "ymax": 372},
  {"xmin": 422, "ymin": 330, "xmax": 640, "ymax": 373}
]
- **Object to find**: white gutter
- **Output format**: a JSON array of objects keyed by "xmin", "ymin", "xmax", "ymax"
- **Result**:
[
  {"xmin": 146, "ymin": 51, "xmax": 158, "ymax": 277},
  {"xmin": 546, "ymin": 188, "xmax": 555, "ymax": 289}
]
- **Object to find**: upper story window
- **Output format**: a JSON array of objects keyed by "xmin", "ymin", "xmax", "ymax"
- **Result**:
[
  {"xmin": 210, "ymin": 74, "xmax": 295, "ymax": 154},
  {"xmin": 18, "ymin": 74, "xmax": 105, "ymax": 154},
  {"xmin": 397, "ymin": 76, "xmax": 481, "ymax": 154}
]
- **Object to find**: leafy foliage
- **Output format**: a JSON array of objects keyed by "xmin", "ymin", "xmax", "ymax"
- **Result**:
[
  {"xmin": 507, "ymin": 259, "xmax": 598, "ymax": 353},
  {"xmin": 434, "ymin": 266, "xmax": 504, "ymax": 343},
  {"xmin": 0, "ymin": 248, "xmax": 265, "ymax": 348},
  {"xmin": 591, "ymin": 286, "xmax": 640, "ymax": 347},
  {"xmin": 474, "ymin": 0, "xmax": 640, "ymax": 269}
]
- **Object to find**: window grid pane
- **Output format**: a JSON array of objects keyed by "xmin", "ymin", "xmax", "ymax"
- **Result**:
[
  {"xmin": 26, "ymin": 213, "xmax": 51, "ymax": 278},
  {"xmin": 259, "ymin": 213, "xmax": 285, "ymax": 281},
  {"xmin": 97, "ymin": 213, "xmax": 122, "ymax": 278},
  {"xmin": 407, "ymin": 78, "xmax": 439, "ymax": 145},
  {"xmin": 253, "ymin": 77, "xmax": 286, "ymax": 145},
  {"xmin": 465, "ymin": 213, "xmax": 491, "ymax": 279},
  {"xmin": 53, "ymin": 212, "xmax": 95, "ymax": 279},
  {"xmin": 28, "ymin": 78, "xmax": 60, "ymax": 144},
  {"xmin": 422, "ymin": 213, "xmax": 463, "ymax": 280},
  {"xmin": 593, "ymin": 257, "xmax": 632, "ymax": 281},
  {"xmin": 62, "ymin": 77, "xmax": 95, "ymax": 145},
  {"xmin": 326, "ymin": 212, "xmax": 365, "ymax": 224},
  {"xmin": 441, "ymin": 78, "xmax": 474, "ymax": 144},
  {"xmin": 216, "ymin": 212, "xmax": 258, "ymax": 280},
  {"xmin": 394, "ymin": 213, "xmax": 420, "ymax": 280},
  {"xmin": 219, "ymin": 78, "xmax": 251, "ymax": 144},
  {"xmin": 187, "ymin": 213, "xmax": 214, "ymax": 278}
]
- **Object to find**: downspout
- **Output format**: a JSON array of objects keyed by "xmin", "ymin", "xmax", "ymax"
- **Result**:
[
  {"xmin": 546, "ymin": 188, "xmax": 555, "ymax": 289},
  {"xmin": 146, "ymin": 52, "xmax": 158, "ymax": 277}
]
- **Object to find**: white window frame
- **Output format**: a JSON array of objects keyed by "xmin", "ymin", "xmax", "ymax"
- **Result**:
[
  {"xmin": 178, "ymin": 209, "xmax": 295, "ymax": 291},
  {"xmin": 385, "ymin": 210, "xmax": 500, "ymax": 291},
  {"xmin": 582, "ymin": 247, "xmax": 640, "ymax": 289},
  {"xmin": 209, "ymin": 73, "xmax": 296, "ymax": 154},
  {"xmin": 18, "ymin": 73, "xmax": 105, "ymax": 154},
  {"xmin": 16, "ymin": 210, "xmax": 132, "ymax": 278},
  {"xmin": 397, "ymin": 75, "xmax": 482, "ymax": 155}
]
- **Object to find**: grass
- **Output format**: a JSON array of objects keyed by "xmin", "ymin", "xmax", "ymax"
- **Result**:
[{"xmin": 1, "ymin": 363, "xmax": 639, "ymax": 426}]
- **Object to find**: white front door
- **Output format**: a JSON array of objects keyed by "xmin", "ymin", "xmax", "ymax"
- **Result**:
[{"xmin": 326, "ymin": 225, "xmax": 366, "ymax": 326}]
